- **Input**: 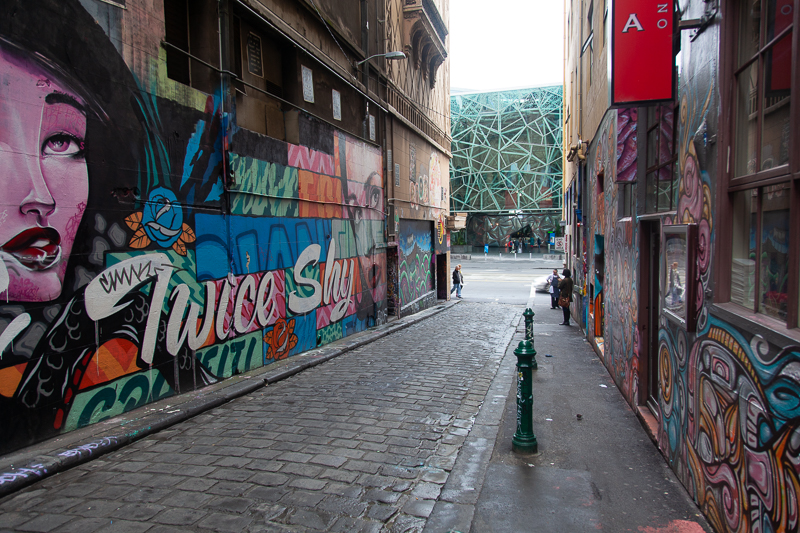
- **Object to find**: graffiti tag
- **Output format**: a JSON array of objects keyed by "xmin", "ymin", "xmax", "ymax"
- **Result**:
[
  {"xmin": 57, "ymin": 436, "xmax": 118, "ymax": 458},
  {"xmin": 86, "ymin": 254, "xmax": 173, "ymax": 365},
  {"xmin": 289, "ymin": 239, "xmax": 355, "ymax": 322},
  {"xmin": 0, "ymin": 464, "xmax": 46, "ymax": 485}
]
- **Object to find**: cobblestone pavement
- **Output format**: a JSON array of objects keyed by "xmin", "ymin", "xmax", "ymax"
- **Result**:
[{"xmin": 0, "ymin": 302, "xmax": 520, "ymax": 533}]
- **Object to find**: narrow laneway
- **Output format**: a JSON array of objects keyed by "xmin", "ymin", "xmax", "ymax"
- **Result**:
[{"xmin": 0, "ymin": 303, "xmax": 519, "ymax": 532}]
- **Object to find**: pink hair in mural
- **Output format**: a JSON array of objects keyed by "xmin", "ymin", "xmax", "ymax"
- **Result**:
[
  {"xmin": 616, "ymin": 108, "xmax": 638, "ymax": 183},
  {"xmin": 0, "ymin": 44, "xmax": 90, "ymax": 301}
]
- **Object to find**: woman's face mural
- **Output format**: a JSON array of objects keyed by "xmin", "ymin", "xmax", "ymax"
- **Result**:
[{"xmin": 0, "ymin": 47, "xmax": 89, "ymax": 301}]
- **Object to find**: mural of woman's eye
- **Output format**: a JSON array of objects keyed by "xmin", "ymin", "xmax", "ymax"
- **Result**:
[
  {"xmin": 368, "ymin": 186, "xmax": 380, "ymax": 209},
  {"xmin": 42, "ymin": 134, "xmax": 84, "ymax": 157}
]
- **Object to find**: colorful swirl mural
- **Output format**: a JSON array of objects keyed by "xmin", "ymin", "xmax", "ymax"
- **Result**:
[
  {"xmin": 585, "ymin": 108, "xmax": 640, "ymax": 401},
  {"xmin": 398, "ymin": 220, "xmax": 434, "ymax": 305}
]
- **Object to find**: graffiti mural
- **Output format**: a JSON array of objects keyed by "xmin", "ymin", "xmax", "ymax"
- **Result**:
[
  {"xmin": 0, "ymin": 0, "xmax": 386, "ymax": 454},
  {"xmin": 657, "ymin": 313, "xmax": 800, "ymax": 533},
  {"xmin": 398, "ymin": 220, "xmax": 434, "ymax": 306},
  {"xmin": 582, "ymin": 108, "xmax": 640, "ymax": 401}
]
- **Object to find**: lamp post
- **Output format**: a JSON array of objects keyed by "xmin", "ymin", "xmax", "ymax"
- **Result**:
[{"xmin": 356, "ymin": 51, "xmax": 407, "ymax": 66}]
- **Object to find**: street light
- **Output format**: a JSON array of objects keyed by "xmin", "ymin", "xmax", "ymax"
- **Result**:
[{"xmin": 356, "ymin": 51, "xmax": 406, "ymax": 66}]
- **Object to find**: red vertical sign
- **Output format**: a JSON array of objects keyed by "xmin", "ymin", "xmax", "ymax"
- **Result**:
[
  {"xmin": 767, "ymin": 0, "xmax": 793, "ymax": 95},
  {"xmin": 611, "ymin": 0, "xmax": 674, "ymax": 105}
]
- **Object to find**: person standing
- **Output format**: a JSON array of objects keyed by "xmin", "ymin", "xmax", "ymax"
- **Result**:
[
  {"xmin": 451, "ymin": 264, "xmax": 464, "ymax": 298},
  {"xmin": 537, "ymin": 237, "xmax": 542, "ymax": 252},
  {"xmin": 547, "ymin": 269, "xmax": 560, "ymax": 309},
  {"xmin": 558, "ymin": 268, "xmax": 574, "ymax": 325},
  {"xmin": 668, "ymin": 261, "xmax": 683, "ymax": 305}
]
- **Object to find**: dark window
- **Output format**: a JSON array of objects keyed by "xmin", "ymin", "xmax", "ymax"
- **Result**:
[
  {"xmin": 619, "ymin": 183, "xmax": 633, "ymax": 218},
  {"xmin": 163, "ymin": 0, "xmax": 219, "ymax": 92},
  {"xmin": 164, "ymin": 0, "xmax": 190, "ymax": 85},
  {"xmin": 643, "ymin": 103, "xmax": 678, "ymax": 214},
  {"xmin": 724, "ymin": 0, "xmax": 798, "ymax": 327},
  {"xmin": 232, "ymin": 15, "xmax": 243, "ymax": 81},
  {"xmin": 733, "ymin": 0, "xmax": 793, "ymax": 177}
]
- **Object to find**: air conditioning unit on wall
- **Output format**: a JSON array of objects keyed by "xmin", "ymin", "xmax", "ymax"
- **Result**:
[{"xmin": 446, "ymin": 213, "xmax": 467, "ymax": 230}]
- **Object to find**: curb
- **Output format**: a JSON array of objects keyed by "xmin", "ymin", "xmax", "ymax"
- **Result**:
[
  {"xmin": 425, "ymin": 307, "xmax": 525, "ymax": 532},
  {"xmin": 0, "ymin": 300, "xmax": 459, "ymax": 499}
]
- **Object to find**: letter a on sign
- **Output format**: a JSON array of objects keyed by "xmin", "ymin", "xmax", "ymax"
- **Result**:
[
  {"xmin": 622, "ymin": 14, "xmax": 644, "ymax": 32},
  {"xmin": 611, "ymin": 0, "xmax": 674, "ymax": 105}
]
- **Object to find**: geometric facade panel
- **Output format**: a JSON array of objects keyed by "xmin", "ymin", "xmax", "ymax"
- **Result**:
[{"xmin": 450, "ymin": 86, "xmax": 563, "ymax": 214}]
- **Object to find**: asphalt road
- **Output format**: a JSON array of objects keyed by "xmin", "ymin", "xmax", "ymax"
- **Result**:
[{"xmin": 456, "ymin": 256, "xmax": 563, "ymax": 305}]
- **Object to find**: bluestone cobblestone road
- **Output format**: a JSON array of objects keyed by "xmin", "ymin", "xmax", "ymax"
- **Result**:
[{"xmin": 0, "ymin": 302, "xmax": 519, "ymax": 532}]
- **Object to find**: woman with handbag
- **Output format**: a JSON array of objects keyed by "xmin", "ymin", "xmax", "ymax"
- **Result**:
[{"xmin": 558, "ymin": 269, "xmax": 574, "ymax": 325}]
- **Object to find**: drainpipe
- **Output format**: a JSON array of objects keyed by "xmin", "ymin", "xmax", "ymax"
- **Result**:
[
  {"xmin": 218, "ymin": 0, "xmax": 235, "ymax": 276},
  {"xmin": 218, "ymin": 0, "xmax": 231, "ymax": 188},
  {"xmin": 361, "ymin": 0, "xmax": 370, "ymax": 138}
]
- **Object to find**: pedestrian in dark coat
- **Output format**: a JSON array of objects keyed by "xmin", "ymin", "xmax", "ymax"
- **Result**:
[
  {"xmin": 451, "ymin": 264, "xmax": 464, "ymax": 298},
  {"xmin": 558, "ymin": 268, "xmax": 574, "ymax": 325}
]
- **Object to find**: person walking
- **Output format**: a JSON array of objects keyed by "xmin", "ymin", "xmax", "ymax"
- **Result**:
[
  {"xmin": 558, "ymin": 268, "xmax": 574, "ymax": 325},
  {"xmin": 547, "ymin": 269, "xmax": 561, "ymax": 309},
  {"xmin": 451, "ymin": 264, "xmax": 464, "ymax": 298}
]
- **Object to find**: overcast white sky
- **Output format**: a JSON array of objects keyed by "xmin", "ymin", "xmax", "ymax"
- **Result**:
[{"xmin": 449, "ymin": 1, "xmax": 565, "ymax": 92}]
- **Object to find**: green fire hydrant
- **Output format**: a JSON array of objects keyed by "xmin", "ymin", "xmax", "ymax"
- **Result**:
[
  {"xmin": 522, "ymin": 308, "xmax": 538, "ymax": 370},
  {"xmin": 512, "ymin": 340, "xmax": 539, "ymax": 454}
]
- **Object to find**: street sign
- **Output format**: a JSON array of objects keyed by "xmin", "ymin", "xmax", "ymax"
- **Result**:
[
  {"xmin": 610, "ymin": 0, "xmax": 675, "ymax": 106},
  {"xmin": 554, "ymin": 237, "xmax": 565, "ymax": 251}
]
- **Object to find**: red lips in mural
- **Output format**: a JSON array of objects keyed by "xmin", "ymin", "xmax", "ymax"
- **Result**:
[{"xmin": 1, "ymin": 227, "xmax": 61, "ymax": 271}]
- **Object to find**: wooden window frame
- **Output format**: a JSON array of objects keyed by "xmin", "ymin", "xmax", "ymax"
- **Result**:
[
  {"xmin": 643, "ymin": 102, "xmax": 679, "ymax": 214},
  {"xmin": 715, "ymin": 0, "xmax": 800, "ymax": 329}
]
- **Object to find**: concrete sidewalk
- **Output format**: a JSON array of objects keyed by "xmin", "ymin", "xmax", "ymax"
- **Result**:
[{"xmin": 426, "ymin": 296, "xmax": 713, "ymax": 533}]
